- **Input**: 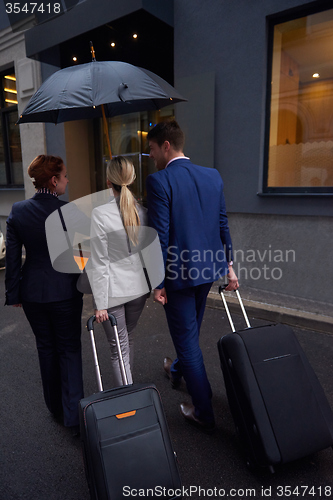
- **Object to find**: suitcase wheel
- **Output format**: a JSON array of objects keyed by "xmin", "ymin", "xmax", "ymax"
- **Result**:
[
  {"xmin": 246, "ymin": 458, "xmax": 275, "ymax": 475},
  {"xmin": 246, "ymin": 459, "xmax": 254, "ymax": 471}
]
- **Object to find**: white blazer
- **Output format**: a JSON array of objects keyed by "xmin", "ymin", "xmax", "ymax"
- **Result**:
[{"xmin": 88, "ymin": 197, "xmax": 163, "ymax": 309}]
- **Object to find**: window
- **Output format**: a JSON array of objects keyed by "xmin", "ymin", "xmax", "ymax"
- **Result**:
[
  {"xmin": 0, "ymin": 69, "xmax": 23, "ymax": 187},
  {"xmin": 264, "ymin": 7, "xmax": 333, "ymax": 194},
  {"xmin": 101, "ymin": 107, "xmax": 174, "ymax": 203}
]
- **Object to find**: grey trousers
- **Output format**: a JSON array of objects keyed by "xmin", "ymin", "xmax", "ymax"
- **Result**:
[{"xmin": 101, "ymin": 294, "xmax": 148, "ymax": 386}]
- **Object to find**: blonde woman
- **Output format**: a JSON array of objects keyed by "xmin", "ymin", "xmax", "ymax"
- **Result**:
[{"xmin": 90, "ymin": 156, "xmax": 150, "ymax": 386}]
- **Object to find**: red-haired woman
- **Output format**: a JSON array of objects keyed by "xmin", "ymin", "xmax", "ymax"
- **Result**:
[{"xmin": 5, "ymin": 155, "xmax": 83, "ymax": 435}]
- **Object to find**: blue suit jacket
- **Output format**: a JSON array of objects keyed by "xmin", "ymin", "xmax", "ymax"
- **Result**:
[
  {"xmin": 5, "ymin": 192, "xmax": 82, "ymax": 305},
  {"xmin": 146, "ymin": 158, "xmax": 233, "ymax": 291}
]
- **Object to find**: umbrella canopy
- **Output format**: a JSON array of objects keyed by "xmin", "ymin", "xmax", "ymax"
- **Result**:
[{"xmin": 17, "ymin": 61, "xmax": 186, "ymax": 124}]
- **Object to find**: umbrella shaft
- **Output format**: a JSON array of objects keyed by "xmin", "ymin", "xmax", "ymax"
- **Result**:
[{"xmin": 101, "ymin": 104, "xmax": 112, "ymax": 159}]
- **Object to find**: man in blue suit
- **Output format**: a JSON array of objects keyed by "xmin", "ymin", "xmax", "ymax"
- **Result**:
[{"xmin": 146, "ymin": 121, "xmax": 239, "ymax": 432}]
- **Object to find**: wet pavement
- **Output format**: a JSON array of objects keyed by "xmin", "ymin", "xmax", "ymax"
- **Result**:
[{"xmin": 1, "ymin": 267, "xmax": 333, "ymax": 500}]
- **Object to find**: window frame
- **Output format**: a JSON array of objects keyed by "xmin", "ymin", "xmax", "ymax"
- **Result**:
[
  {"xmin": 0, "ymin": 65, "xmax": 23, "ymax": 189},
  {"xmin": 262, "ymin": 1, "xmax": 333, "ymax": 196}
]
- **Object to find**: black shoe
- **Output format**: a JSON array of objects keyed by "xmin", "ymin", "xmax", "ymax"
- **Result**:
[
  {"xmin": 70, "ymin": 425, "xmax": 80, "ymax": 437},
  {"xmin": 51, "ymin": 411, "xmax": 63, "ymax": 425},
  {"xmin": 180, "ymin": 402, "xmax": 215, "ymax": 433},
  {"xmin": 163, "ymin": 357, "xmax": 181, "ymax": 389}
]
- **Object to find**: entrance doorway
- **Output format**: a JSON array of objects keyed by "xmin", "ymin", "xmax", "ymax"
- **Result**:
[{"xmin": 99, "ymin": 107, "xmax": 175, "ymax": 204}]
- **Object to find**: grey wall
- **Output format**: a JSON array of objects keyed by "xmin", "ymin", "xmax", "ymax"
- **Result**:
[
  {"xmin": 176, "ymin": 72, "xmax": 215, "ymax": 168},
  {"xmin": 173, "ymin": 0, "xmax": 333, "ymax": 305},
  {"xmin": 173, "ymin": 0, "xmax": 333, "ymax": 217},
  {"xmin": 228, "ymin": 212, "xmax": 332, "ymax": 305}
]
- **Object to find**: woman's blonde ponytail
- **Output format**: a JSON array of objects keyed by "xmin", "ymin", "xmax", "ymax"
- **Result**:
[{"xmin": 106, "ymin": 157, "xmax": 140, "ymax": 245}]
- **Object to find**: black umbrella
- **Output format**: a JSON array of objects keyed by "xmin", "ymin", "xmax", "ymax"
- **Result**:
[
  {"xmin": 17, "ymin": 61, "xmax": 186, "ymax": 123},
  {"xmin": 17, "ymin": 48, "xmax": 186, "ymax": 157}
]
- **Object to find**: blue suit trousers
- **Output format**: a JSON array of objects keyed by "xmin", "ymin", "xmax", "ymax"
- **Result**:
[{"xmin": 164, "ymin": 282, "xmax": 214, "ymax": 423}]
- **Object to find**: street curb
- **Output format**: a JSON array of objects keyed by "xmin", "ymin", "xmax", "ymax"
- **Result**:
[{"xmin": 207, "ymin": 292, "xmax": 333, "ymax": 335}]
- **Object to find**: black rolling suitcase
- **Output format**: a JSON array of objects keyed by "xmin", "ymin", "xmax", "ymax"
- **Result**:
[
  {"xmin": 217, "ymin": 286, "xmax": 333, "ymax": 472},
  {"xmin": 79, "ymin": 314, "xmax": 182, "ymax": 499}
]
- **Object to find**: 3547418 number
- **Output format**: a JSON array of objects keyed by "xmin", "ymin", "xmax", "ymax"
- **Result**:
[
  {"xmin": 5, "ymin": 3, "xmax": 61, "ymax": 14},
  {"xmin": 276, "ymin": 485, "xmax": 332, "ymax": 496}
]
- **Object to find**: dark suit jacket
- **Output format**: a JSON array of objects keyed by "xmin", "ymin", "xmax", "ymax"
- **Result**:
[
  {"xmin": 146, "ymin": 158, "xmax": 234, "ymax": 291},
  {"xmin": 5, "ymin": 192, "xmax": 81, "ymax": 305}
]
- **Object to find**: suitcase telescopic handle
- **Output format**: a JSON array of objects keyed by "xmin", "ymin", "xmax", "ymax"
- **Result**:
[
  {"xmin": 87, "ymin": 313, "xmax": 117, "ymax": 331},
  {"xmin": 87, "ymin": 314, "xmax": 128, "ymax": 392},
  {"xmin": 219, "ymin": 285, "xmax": 251, "ymax": 332}
]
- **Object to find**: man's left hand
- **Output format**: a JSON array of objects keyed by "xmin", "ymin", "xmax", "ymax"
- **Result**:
[
  {"xmin": 225, "ymin": 266, "xmax": 239, "ymax": 291},
  {"xmin": 153, "ymin": 288, "xmax": 167, "ymax": 305}
]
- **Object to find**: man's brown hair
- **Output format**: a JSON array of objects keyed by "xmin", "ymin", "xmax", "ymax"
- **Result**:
[{"xmin": 147, "ymin": 120, "xmax": 185, "ymax": 151}]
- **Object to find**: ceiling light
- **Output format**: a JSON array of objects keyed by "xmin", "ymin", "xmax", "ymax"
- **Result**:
[
  {"xmin": 111, "ymin": 42, "xmax": 116, "ymax": 47},
  {"xmin": 73, "ymin": 56, "xmax": 77, "ymax": 62},
  {"xmin": 133, "ymin": 33, "xmax": 138, "ymax": 39},
  {"xmin": 312, "ymin": 73, "xmax": 320, "ymax": 78}
]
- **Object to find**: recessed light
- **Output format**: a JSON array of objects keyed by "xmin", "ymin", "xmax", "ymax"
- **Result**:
[
  {"xmin": 133, "ymin": 33, "xmax": 138, "ymax": 39},
  {"xmin": 312, "ymin": 73, "xmax": 320, "ymax": 78},
  {"xmin": 111, "ymin": 42, "xmax": 116, "ymax": 47},
  {"xmin": 73, "ymin": 56, "xmax": 77, "ymax": 62}
]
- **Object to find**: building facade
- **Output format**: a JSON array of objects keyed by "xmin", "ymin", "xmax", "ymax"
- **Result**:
[{"xmin": 0, "ymin": 0, "xmax": 332, "ymax": 309}]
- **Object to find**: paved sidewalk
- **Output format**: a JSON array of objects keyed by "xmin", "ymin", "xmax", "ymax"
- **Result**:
[{"xmin": 208, "ymin": 280, "xmax": 333, "ymax": 334}]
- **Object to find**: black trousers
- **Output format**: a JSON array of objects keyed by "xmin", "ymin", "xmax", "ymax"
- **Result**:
[{"xmin": 22, "ymin": 295, "xmax": 84, "ymax": 427}]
